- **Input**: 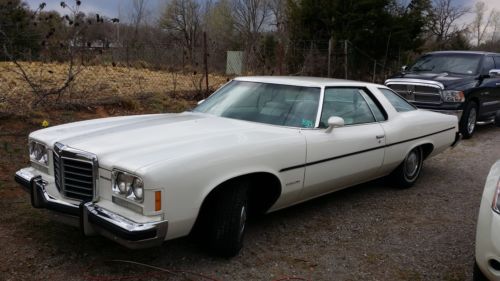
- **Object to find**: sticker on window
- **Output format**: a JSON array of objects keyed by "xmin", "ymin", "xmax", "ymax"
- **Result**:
[{"xmin": 301, "ymin": 119, "xmax": 314, "ymax": 128}]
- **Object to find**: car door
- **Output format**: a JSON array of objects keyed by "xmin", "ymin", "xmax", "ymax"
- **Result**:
[
  {"xmin": 299, "ymin": 87, "xmax": 386, "ymax": 200},
  {"xmin": 478, "ymin": 56, "xmax": 500, "ymax": 118}
]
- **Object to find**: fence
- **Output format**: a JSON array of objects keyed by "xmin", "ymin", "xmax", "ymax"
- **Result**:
[{"xmin": 0, "ymin": 29, "xmax": 405, "ymax": 117}]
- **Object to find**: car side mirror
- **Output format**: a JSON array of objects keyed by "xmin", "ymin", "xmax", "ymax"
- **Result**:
[
  {"xmin": 401, "ymin": 65, "xmax": 408, "ymax": 72},
  {"xmin": 197, "ymin": 99, "xmax": 205, "ymax": 105},
  {"xmin": 489, "ymin": 69, "xmax": 500, "ymax": 78},
  {"xmin": 325, "ymin": 116, "xmax": 345, "ymax": 133}
]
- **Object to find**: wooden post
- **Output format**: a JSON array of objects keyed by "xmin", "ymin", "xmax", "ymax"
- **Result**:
[
  {"xmin": 373, "ymin": 60, "xmax": 377, "ymax": 83},
  {"xmin": 203, "ymin": 32, "xmax": 209, "ymax": 97}
]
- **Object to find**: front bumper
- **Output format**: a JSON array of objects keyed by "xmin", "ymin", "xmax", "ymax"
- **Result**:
[{"xmin": 15, "ymin": 168, "xmax": 168, "ymax": 249}]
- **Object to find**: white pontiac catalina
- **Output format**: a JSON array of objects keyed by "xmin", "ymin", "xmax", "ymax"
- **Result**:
[{"xmin": 15, "ymin": 77, "xmax": 460, "ymax": 257}]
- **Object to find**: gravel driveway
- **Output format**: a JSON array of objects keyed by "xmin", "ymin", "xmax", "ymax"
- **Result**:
[{"xmin": 1, "ymin": 124, "xmax": 499, "ymax": 281}]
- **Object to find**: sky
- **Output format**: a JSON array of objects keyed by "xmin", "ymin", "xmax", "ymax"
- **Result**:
[{"xmin": 25, "ymin": 0, "xmax": 500, "ymax": 24}]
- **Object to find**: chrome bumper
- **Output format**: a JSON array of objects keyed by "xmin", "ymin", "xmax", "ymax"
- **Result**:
[{"xmin": 15, "ymin": 168, "xmax": 168, "ymax": 249}]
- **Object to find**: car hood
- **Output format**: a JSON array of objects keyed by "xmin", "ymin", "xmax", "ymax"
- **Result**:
[
  {"xmin": 388, "ymin": 72, "xmax": 478, "ymax": 89},
  {"xmin": 30, "ymin": 112, "xmax": 303, "ymax": 172}
]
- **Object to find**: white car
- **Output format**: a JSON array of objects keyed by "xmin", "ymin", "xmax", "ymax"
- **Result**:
[
  {"xmin": 475, "ymin": 160, "xmax": 500, "ymax": 280},
  {"xmin": 15, "ymin": 77, "xmax": 460, "ymax": 257}
]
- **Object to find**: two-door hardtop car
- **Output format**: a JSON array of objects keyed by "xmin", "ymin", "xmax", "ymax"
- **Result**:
[{"xmin": 15, "ymin": 77, "xmax": 461, "ymax": 257}]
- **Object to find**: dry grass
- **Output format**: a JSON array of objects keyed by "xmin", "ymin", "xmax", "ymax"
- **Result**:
[{"xmin": 0, "ymin": 62, "xmax": 230, "ymax": 115}]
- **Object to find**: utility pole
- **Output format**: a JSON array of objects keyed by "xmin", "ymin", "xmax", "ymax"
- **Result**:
[
  {"xmin": 328, "ymin": 37, "xmax": 333, "ymax": 78},
  {"xmin": 344, "ymin": 40, "xmax": 348, "ymax": 79}
]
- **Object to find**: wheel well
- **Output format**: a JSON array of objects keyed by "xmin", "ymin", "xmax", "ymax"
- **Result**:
[
  {"xmin": 194, "ymin": 173, "xmax": 281, "ymax": 229},
  {"xmin": 420, "ymin": 143, "xmax": 434, "ymax": 159}
]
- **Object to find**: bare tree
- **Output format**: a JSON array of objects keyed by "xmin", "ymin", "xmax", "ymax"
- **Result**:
[
  {"xmin": 491, "ymin": 10, "xmax": 500, "ymax": 42},
  {"xmin": 232, "ymin": 0, "xmax": 270, "ymax": 39},
  {"xmin": 472, "ymin": 1, "xmax": 495, "ymax": 47},
  {"xmin": 1, "ymin": 1, "xmax": 92, "ymax": 107},
  {"xmin": 427, "ymin": 0, "xmax": 469, "ymax": 47},
  {"xmin": 160, "ymin": 0, "xmax": 201, "ymax": 65}
]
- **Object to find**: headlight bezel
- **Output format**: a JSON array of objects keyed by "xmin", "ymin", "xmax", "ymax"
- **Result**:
[
  {"xmin": 441, "ymin": 90, "xmax": 465, "ymax": 103},
  {"xmin": 112, "ymin": 169, "xmax": 144, "ymax": 203},
  {"xmin": 491, "ymin": 178, "xmax": 500, "ymax": 214},
  {"xmin": 29, "ymin": 140, "xmax": 49, "ymax": 166}
]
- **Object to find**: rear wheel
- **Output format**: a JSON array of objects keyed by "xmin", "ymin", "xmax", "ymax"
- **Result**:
[
  {"xmin": 390, "ymin": 147, "xmax": 423, "ymax": 188},
  {"xmin": 204, "ymin": 181, "xmax": 249, "ymax": 257},
  {"xmin": 460, "ymin": 101, "xmax": 478, "ymax": 139}
]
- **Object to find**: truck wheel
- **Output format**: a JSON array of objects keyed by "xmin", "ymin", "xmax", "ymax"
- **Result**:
[
  {"xmin": 460, "ymin": 101, "xmax": 478, "ymax": 139},
  {"xmin": 390, "ymin": 147, "xmax": 423, "ymax": 188},
  {"xmin": 206, "ymin": 181, "xmax": 249, "ymax": 257},
  {"xmin": 495, "ymin": 110, "xmax": 500, "ymax": 127}
]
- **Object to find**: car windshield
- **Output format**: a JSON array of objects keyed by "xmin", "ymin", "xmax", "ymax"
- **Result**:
[
  {"xmin": 193, "ymin": 80, "xmax": 321, "ymax": 128},
  {"xmin": 408, "ymin": 53, "xmax": 482, "ymax": 75}
]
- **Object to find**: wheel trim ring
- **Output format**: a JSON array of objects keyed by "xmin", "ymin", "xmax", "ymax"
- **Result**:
[
  {"xmin": 404, "ymin": 149, "xmax": 421, "ymax": 180},
  {"xmin": 468, "ymin": 108, "xmax": 477, "ymax": 135},
  {"xmin": 239, "ymin": 205, "xmax": 247, "ymax": 239}
]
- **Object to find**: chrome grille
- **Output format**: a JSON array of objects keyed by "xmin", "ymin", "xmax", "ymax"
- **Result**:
[
  {"xmin": 387, "ymin": 84, "xmax": 442, "ymax": 104},
  {"xmin": 53, "ymin": 144, "xmax": 96, "ymax": 202}
]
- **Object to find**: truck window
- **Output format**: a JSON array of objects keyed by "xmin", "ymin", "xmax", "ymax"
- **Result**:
[{"xmin": 482, "ymin": 56, "xmax": 495, "ymax": 74}]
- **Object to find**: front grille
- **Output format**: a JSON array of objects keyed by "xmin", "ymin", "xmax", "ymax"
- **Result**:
[
  {"xmin": 388, "ymin": 84, "xmax": 442, "ymax": 104},
  {"xmin": 53, "ymin": 146, "xmax": 96, "ymax": 202}
]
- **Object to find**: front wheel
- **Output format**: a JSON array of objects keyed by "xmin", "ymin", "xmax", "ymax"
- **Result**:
[
  {"xmin": 460, "ymin": 101, "xmax": 478, "ymax": 139},
  {"xmin": 205, "ymin": 181, "xmax": 249, "ymax": 257},
  {"xmin": 390, "ymin": 147, "xmax": 423, "ymax": 188}
]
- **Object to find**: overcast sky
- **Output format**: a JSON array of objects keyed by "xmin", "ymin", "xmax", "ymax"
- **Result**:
[{"xmin": 25, "ymin": 0, "xmax": 164, "ymax": 22}]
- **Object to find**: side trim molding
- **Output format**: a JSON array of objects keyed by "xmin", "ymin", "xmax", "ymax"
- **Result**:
[{"xmin": 280, "ymin": 126, "xmax": 455, "ymax": 172}]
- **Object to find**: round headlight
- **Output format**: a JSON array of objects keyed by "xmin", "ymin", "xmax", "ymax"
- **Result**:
[
  {"xmin": 132, "ymin": 178, "xmax": 144, "ymax": 201},
  {"xmin": 116, "ymin": 172, "xmax": 132, "ymax": 195}
]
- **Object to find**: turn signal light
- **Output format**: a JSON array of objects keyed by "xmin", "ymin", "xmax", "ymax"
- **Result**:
[{"xmin": 155, "ymin": 191, "xmax": 162, "ymax": 211}]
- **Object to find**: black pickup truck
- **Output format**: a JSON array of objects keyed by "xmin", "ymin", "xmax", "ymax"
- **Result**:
[{"xmin": 385, "ymin": 51, "xmax": 500, "ymax": 138}]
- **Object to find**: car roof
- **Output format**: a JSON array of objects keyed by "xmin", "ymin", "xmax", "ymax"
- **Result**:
[
  {"xmin": 234, "ymin": 76, "xmax": 383, "ymax": 88},
  {"xmin": 426, "ymin": 50, "xmax": 499, "ymax": 56}
]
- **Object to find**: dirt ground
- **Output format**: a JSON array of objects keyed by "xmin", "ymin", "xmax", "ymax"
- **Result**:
[{"xmin": 0, "ymin": 109, "xmax": 499, "ymax": 281}]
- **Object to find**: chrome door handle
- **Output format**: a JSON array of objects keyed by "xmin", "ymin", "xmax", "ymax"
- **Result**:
[{"xmin": 376, "ymin": 135, "xmax": 385, "ymax": 139}]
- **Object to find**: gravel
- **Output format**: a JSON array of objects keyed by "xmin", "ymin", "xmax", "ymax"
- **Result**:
[{"xmin": 0, "ymin": 124, "xmax": 499, "ymax": 281}]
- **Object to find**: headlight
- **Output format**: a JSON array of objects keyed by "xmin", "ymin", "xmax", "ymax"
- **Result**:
[
  {"xmin": 491, "ymin": 178, "xmax": 500, "ymax": 213},
  {"xmin": 441, "ymin": 90, "xmax": 465, "ymax": 102},
  {"xmin": 112, "ymin": 171, "xmax": 144, "ymax": 202},
  {"xmin": 29, "ymin": 140, "xmax": 48, "ymax": 166}
]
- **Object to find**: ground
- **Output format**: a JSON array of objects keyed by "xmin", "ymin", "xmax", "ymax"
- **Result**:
[{"xmin": 0, "ymin": 106, "xmax": 499, "ymax": 280}]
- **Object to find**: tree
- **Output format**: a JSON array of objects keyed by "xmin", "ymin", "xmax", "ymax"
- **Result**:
[
  {"xmin": 426, "ymin": 0, "xmax": 469, "ymax": 48},
  {"xmin": 0, "ymin": 0, "xmax": 41, "ymax": 60},
  {"xmin": 472, "ymin": 1, "xmax": 494, "ymax": 47},
  {"xmin": 160, "ymin": 0, "xmax": 201, "ymax": 65}
]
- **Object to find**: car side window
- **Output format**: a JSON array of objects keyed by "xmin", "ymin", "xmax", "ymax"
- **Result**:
[
  {"xmin": 320, "ymin": 88, "xmax": 376, "ymax": 127},
  {"xmin": 379, "ymin": 88, "xmax": 417, "ymax": 112},
  {"xmin": 483, "ymin": 56, "xmax": 495, "ymax": 74}
]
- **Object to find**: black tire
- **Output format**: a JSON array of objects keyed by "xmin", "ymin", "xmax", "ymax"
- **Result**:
[
  {"xmin": 205, "ymin": 181, "xmax": 249, "ymax": 257},
  {"xmin": 460, "ymin": 101, "xmax": 478, "ymax": 139},
  {"xmin": 495, "ymin": 110, "xmax": 500, "ymax": 128},
  {"xmin": 473, "ymin": 261, "xmax": 489, "ymax": 281},
  {"xmin": 390, "ymin": 146, "xmax": 423, "ymax": 188}
]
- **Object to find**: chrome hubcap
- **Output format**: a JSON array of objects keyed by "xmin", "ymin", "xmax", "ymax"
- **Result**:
[
  {"xmin": 468, "ymin": 108, "xmax": 477, "ymax": 134},
  {"xmin": 239, "ymin": 205, "xmax": 247, "ymax": 238},
  {"xmin": 404, "ymin": 151, "xmax": 419, "ymax": 178}
]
